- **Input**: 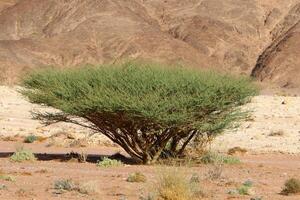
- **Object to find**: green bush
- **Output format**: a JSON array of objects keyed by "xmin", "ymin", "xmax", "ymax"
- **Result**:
[
  {"xmin": 0, "ymin": 175, "xmax": 16, "ymax": 182},
  {"xmin": 200, "ymin": 152, "xmax": 240, "ymax": 165},
  {"xmin": 21, "ymin": 62, "xmax": 257, "ymax": 164},
  {"xmin": 24, "ymin": 135, "xmax": 37, "ymax": 143},
  {"xmin": 10, "ymin": 147, "xmax": 36, "ymax": 162},
  {"xmin": 229, "ymin": 180, "xmax": 254, "ymax": 196},
  {"xmin": 96, "ymin": 157, "xmax": 123, "ymax": 168}
]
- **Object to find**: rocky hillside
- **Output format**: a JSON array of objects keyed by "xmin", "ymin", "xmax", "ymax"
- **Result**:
[{"xmin": 0, "ymin": 0, "xmax": 299, "ymax": 92}]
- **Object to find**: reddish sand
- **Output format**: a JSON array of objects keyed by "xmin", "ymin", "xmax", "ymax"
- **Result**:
[{"xmin": 0, "ymin": 140, "xmax": 299, "ymax": 200}]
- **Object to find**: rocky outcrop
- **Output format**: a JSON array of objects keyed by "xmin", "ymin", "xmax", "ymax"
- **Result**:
[
  {"xmin": 252, "ymin": 3, "xmax": 300, "ymax": 90},
  {"xmin": 0, "ymin": 0, "xmax": 299, "ymax": 91}
]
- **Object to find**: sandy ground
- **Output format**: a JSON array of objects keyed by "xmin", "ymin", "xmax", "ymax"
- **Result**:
[
  {"xmin": 0, "ymin": 86, "xmax": 112, "ymax": 147},
  {"xmin": 212, "ymin": 95, "xmax": 300, "ymax": 154},
  {"xmin": 0, "ymin": 154, "xmax": 299, "ymax": 200},
  {"xmin": 1, "ymin": 86, "xmax": 299, "ymax": 154}
]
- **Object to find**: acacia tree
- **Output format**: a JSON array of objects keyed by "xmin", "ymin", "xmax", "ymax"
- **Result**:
[{"xmin": 21, "ymin": 62, "xmax": 257, "ymax": 164}]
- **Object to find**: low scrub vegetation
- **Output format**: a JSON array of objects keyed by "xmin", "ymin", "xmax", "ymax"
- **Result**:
[
  {"xmin": 127, "ymin": 172, "xmax": 147, "ymax": 183},
  {"xmin": 153, "ymin": 169, "xmax": 203, "ymax": 200},
  {"xmin": 0, "ymin": 175, "xmax": 16, "ymax": 182},
  {"xmin": 54, "ymin": 179, "xmax": 99, "ymax": 195},
  {"xmin": 200, "ymin": 152, "xmax": 240, "ymax": 165},
  {"xmin": 54, "ymin": 179, "xmax": 76, "ymax": 192},
  {"xmin": 24, "ymin": 135, "xmax": 38, "ymax": 143},
  {"xmin": 206, "ymin": 164, "xmax": 223, "ymax": 180},
  {"xmin": 281, "ymin": 178, "xmax": 300, "ymax": 195},
  {"xmin": 22, "ymin": 62, "xmax": 257, "ymax": 164},
  {"xmin": 0, "ymin": 184, "xmax": 6, "ymax": 190},
  {"xmin": 10, "ymin": 147, "xmax": 36, "ymax": 162},
  {"xmin": 228, "ymin": 180, "xmax": 254, "ymax": 196},
  {"xmin": 96, "ymin": 157, "xmax": 123, "ymax": 168},
  {"xmin": 77, "ymin": 181, "xmax": 99, "ymax": 195}
]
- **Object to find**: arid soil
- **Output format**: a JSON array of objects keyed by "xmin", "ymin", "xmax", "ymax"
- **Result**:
[
  {"xmin": 212, "ymin": 95, "xmax": 300, "ymax": 154},
  {"xmin": 0, "ymin": 153, "xmax": 300, "ymax": 200},
  {"xmin": 0, "ymin": 0, "xmax": 300, "ymax": 91}
]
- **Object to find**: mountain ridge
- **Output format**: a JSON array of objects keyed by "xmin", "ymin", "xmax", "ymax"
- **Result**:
[{"xmin": 0, "ymin": 0, "xmax": 299, "ymax": 93}]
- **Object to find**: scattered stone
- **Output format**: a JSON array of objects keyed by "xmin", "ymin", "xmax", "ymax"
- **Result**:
[{"xmin": 268, "ymin": 130, "xmax": 285, "ymax": 137}]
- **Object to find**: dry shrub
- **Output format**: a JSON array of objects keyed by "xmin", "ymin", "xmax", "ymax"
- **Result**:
[
  {"xmin": 77, "ymin": 181, "xmax": 99, "ymax": 195},
  {"xmin": 127, "ymin": 172, "xmax": 147, "ymax": 183},
  {"xmin": 281, "ymin": 178, "xmax": 300, "ymax": 195},
  {"xmin": 53, "ymin": 179, "xmax": 99, "ymax": 195},
  {"xmin": 206, "ymin": 164, "xmax": 223, "ymax": 180},
  {"xmin": 154, "ymin": 169, "xmax": 203, "ymax": 200},
  {"xmin": 227, "ymin": 147, "xmax": 247, "ymax": 155},
  {"xmin": 54, "ymin": 179, "xmax": 76, "ymax": 191}
]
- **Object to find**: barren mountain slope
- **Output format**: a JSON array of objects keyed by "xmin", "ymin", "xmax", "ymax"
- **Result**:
[
  {"xmin": 252, "ymin": 3, "xmax": 300, "ymax": 90},
  {"xmin": 0, "ymin": 0, "xmax": 299, "ymax": 91}
]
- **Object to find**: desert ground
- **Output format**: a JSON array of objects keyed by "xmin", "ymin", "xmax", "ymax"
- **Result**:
[{"xmin": 0, "ymin": 86, "xmax": 299, "ymax": 200}]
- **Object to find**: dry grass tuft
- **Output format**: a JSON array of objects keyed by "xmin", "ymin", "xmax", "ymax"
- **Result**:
[
  {"xmin": 281, "ymin": 178, "xmax": 300, "ymax": 195},
  {"xmin": 127, "ymin": 172, "xmax": 147, "ymax": 183},
  {"xmin": 77, "ymin": 181, "xmax": 99, "ymax": 195},
  {"xmin": 53, "ymin": 179, "xmax": 99, "ymax": 195},
  {"xmin": 153, "ymin": 169, "xmax": 203, "ymax": 200}
]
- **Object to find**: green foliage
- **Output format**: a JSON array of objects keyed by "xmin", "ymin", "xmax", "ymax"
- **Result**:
[
  {"xmin": 237, "ymin": 185, "xmax": 251, "ymax": 195},
  {"xmin": 21, "ymin": 62, "xmax": 257, "ymax": 163},
  {"xmin": 127, "ymin": 172, "xmax": 147, "ymax": 183},
  {"xmin": 0, "ymin": 175, "xmax": 16, "ymax": 182},
  {"xmin": 281, "ymin": 178, "xmax": 300, "ymax": 195},
  {"xmin": 200, "ymin": 152, "xmax": 240, "ymax": 165},
  {"xmin": 22, "ymin": 62, "xmax": 256, "ymax": 129},
  {"xmin": 24, "ymin": 135, "xmax": 37, "ymax": 143},
  {"xmin": 243, "ymin": 180, "xmax": 253, "ymax": 187},
  {"xmin": 229, "ymin": 180, "xmax": 254, "ymax": 196},
  {"xmin": 10, "ymin": 147, "xmax": 36, "ymax": 162},
  {"xmin": 96, "ymin": 157, "xmax": 123, "ymax": 168}
]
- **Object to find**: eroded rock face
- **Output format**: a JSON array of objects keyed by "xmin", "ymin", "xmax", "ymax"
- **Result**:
[
  {"xmin": 0, "ymin": 0, "xmax": 299, "ymax": 91},
  {"xmin": 252, "ymin": 3, "xmax": 300, "ymax": 90}
]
